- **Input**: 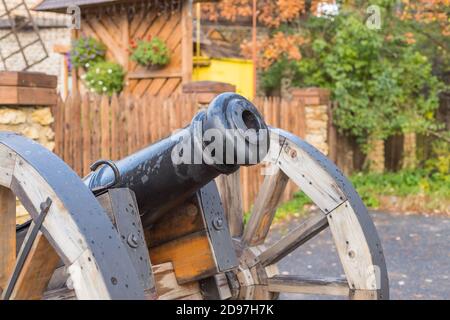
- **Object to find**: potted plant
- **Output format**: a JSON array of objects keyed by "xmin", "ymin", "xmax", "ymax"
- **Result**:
[
  {"xmin": 70, "ymin": 36, "xmax": 106, "ymax": 69},
  {"xmin": 82, "ymin": 61, "xmax": 125, "ymax": 96},
  {"xmin": 130, "ymin": 36, "xmax": 170, "ymax": 69}
]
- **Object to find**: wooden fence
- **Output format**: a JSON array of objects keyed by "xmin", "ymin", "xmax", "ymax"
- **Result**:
[{"xmin": 52, "ymin": 93, "xmax": 306, "ymax": 211}]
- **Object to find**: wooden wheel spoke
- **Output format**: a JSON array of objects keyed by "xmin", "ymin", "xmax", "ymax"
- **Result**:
[
  {"xmin": 216, "ymin": 171, "xmax": 244, "ymax": 238},
  {"xmin": 267, "ymin": 275, "xmax": 349, "ymax": 296},
  {"xmin": 242, "ymin": 166, "xmax": 289, "ymax": 246},
  {"xmin": 258, "ymin": 212, "xmax": 328, "ymax": 267}
]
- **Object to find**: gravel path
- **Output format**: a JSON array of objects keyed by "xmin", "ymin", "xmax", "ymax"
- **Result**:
[{"xmin": 268, "ymin": 211, "xmax": 450, "ymax": 300}]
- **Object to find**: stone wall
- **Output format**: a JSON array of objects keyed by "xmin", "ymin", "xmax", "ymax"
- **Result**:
[
  {"xmin": 0, "ymin": 106, "xmax": 55, "ymax": 223},
  {"xmin": 291, "ymin": 88, "xmax": 330, "ymax": 155},
  {"xmin": 0, "ymin": 106, "xmax": 54, "ymax": 150},
  {"xmin": 0, "ymin": 71, "xmax": 57, "ymax": 223}
]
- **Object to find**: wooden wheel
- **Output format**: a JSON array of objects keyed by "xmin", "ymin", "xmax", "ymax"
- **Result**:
[
  {"xmin": 220, "ymin": 128, "xmax": 389, "ymax": 300},
  {"xmin": 0, "ymin": 133, "xmax": 145, "ymax": 300}
]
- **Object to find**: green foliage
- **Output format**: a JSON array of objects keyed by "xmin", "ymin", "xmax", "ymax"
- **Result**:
[
  {"xmin": 274, "ymin": 168, "xmax": 449, "ymax": 219},
  {"xmin": 350, "ymin": 168, "xmax": 450, "ymax": 207},
  {"xmin": 130, "ymin": 37, "xmax": 170, "ymax": 67},
  {"xmin": 261, "ymin": 58, "xmax": 297, "ymax": 95},
  {"xmin": 423, "ymin": 138, "xmax": 450, "ymax": 186},
  {"xmin": 275, "ymin": 192, "xmax": 312, "ymax": 221},
  {"xmin": 243, "ymin": 191, "xmax": 312, "ymax": 225},
  {"xmin": 70, "ymin": 37, "xmax": 106, "ymax": 69},
  {"xmin": 84, "ymin": 61, "xmax": 125, "ymax": 96},
  {"xmin": 296, "ymin": 12, "xmax": 444, "ymax": 149},
  {"xmin": 261, "ymin": 4, "xmax": 446, "ymax": 151}
]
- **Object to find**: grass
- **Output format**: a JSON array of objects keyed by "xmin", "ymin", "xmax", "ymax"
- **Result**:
[
  {"xmin": 251, "ymin": 169, "xmax": 450, "ymax": 222},
  {"xmin": 244, "ymin": 191, "xmax": 313, "ymax": 225},
  {"xmin": 350, "ymin": 169, "xmax": 449, "ymax": 209}
]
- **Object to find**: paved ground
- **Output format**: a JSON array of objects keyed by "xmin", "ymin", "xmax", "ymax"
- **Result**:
[{"xmin": 268, "ymin": 211, "xmax": 449, "ymax": 300}]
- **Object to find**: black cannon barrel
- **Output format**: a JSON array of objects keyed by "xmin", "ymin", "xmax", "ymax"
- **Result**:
[{"xmin": 83, "ymin": 93, "xmax": 269, "ymax": 227}]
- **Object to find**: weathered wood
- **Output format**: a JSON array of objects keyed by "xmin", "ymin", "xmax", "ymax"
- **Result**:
[
  {"xmin": 90, "ymin": 95, "xmax": 101, "ymax": 167},
  {"xmin": 43, "ymin": 262, "xmax": 203, "ymax": 301},
  {"xmin": 277, "ymin": 138, "xmax": 346, "ymax": 214},
  {"xmin": 149, "ymin": 231, "xmax": 218, "ymax": 284},
  {"xmin": 258, "ymin": 212, "xmax": 328, "ymax": 267},
  {"xmin": 181, "ymin": 1, "xmax": 193, "ymax": 84},
  {"xmin": 43, "ymin": 287, "xmax": 76, "ymax": 300},
  {"xmin": 349, "ymin": 289, "xmax": 380, "ymax": 300},
  {"xmin": 100, "ymin": 95, "xmax": 111, "ymax": 159},
  {"xmin": 183, "ymin": 81, "xmax": 236, "ymax": 94},
  {"xmin": 0, "ymin": 71, "xmax": 57, "ymax": 88},
  {"xmin": 128, "ymin": 71, "xmax": 182, "ymax": 79},
  {"xmin": 215, "ymin": 171, "xmax": 244, "ymax": 238},
  {"xmin": 146, "ymin": 201, "xmax": 202, "ymax": 247},
  {"xmin": 268, "ymin": 275, "xmax": 349, "ymax": 296},
  {"xmin": 0, "ymin": 86, "xmax": 57, "ymax": 105},
  {"xmin": 327, "ymin": 201, "xmax": 383, "ymax": 293},
  {"xmin": 9, "ymin": 232, "xmax": 60, "ymax": 300},
  {"xmin": 0, "ymin": 144, "xmax": 16, "ymax": 187},
  {"xmin": 81, "ymin": 93, "xmax": 91, "ymax": 176},
  {"xmin": 0, "ymin": 186, "xmax": 16, "ymax": 295},
  {"xmin": 154, "ymin": 262, "xmax": 202, "ymax": 300},
  {"xmin": 110, "ymin": 94, "xmax": 120, "ymax": 160},
  {"xmin": 71, "ymin": 92, "xmax": 82, "ymax": 174},
  {"xmin": 242, "ymin": 166, "xmax": 289, "ymax": 246}
]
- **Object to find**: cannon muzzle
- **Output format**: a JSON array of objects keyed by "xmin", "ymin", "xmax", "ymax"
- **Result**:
[{"xmin": 84, "ymin": 93, "xmax": 269, "ymax": 227}]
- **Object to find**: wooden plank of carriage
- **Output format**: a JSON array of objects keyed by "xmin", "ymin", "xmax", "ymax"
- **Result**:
[
  {"xmin": 44, "ymin": 262, "xmax": 202, "ymax": 300},
  {"xmin": 146, "ymin": 198, "xmax": 219, "ymax": 284},
  {"xmin": 149, "ymin": 231, "xmax": 218, "ymax": 284},
  {"xmin": 153, "ymin": 262, "xmax": 202, "ymax": 300}
]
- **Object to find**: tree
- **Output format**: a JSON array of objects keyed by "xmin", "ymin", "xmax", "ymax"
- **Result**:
[
  {"xmin": 294, "ymin": 10, "xmax": 444, "ymax": 150},
  {"xmin": 203, "ymin": 0, "xmax": 448, "ymax": 152}
]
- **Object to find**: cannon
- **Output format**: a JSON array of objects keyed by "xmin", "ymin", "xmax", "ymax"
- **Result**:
[{"xmin": 0, "ymin": 93, "xmax": 389, "ymax": 300}]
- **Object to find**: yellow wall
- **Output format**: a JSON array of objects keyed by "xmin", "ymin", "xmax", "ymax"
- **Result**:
[{"xmin": 193, "ymin": 58, "xmax": 254, "ymax": 99}]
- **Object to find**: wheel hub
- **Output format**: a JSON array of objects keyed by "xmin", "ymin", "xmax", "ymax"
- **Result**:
[{"xmin": 228, "ymin": 239, "xmax": 279, "ymax": 300}]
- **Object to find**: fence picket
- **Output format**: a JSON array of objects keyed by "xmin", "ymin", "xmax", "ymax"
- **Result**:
[
  {"xmin": 110, "ymin": 94, "xmax": 120, "ymax": 160},
  {"xmin": 100, "ymin": 95, "xmax": 111, "ymax": 159},
  {"xmin": 81, "ymin": 93, "xmax": 91, "ymax": 176}
]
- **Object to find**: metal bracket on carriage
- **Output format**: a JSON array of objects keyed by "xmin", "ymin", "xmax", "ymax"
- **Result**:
[
  {"xmin": 96, "ymin": 188, "xmax": 157, "ymax": 299},
  {"xmin": 2, "ymin": 197, "xmax": 53, "ymax": 300}
]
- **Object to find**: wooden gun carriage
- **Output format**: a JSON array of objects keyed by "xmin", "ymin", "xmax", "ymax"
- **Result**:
[{"xmin": 0, "ymin": 93, "xmax": 389, "ymax": 300}]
